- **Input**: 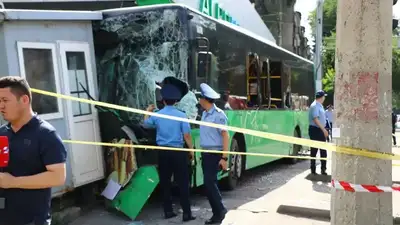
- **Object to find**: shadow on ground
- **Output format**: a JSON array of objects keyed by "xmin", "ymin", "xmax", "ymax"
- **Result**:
[
  {"xmin": 304, "ymin": 173, "xmax": 331, "ymax": 194},
  {"xmin": 134, "ymin": 158, "xmax": 313, "ymax": 224}
]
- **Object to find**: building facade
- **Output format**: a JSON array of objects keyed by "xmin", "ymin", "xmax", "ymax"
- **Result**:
[
  {"xmin": 293, "ymin": 11, "xmax": 311, "ymax": 59},
  {"xmin": 253, "ymin": 0, "xmax": 311, "ymax": 59}
]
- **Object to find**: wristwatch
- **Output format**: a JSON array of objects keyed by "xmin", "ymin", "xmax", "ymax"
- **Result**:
[{"xmin": 222, "ymin": 156, "xmax": 228, "ymax": 161}]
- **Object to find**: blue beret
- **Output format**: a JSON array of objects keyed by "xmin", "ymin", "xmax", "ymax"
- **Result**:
[{"xmin": 161, "ymin": 84, "xmax": 181, "ymax": 100}]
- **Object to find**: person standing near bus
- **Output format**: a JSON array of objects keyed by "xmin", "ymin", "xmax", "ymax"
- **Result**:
[
  {"xmin": 325, "ymin": 105, "xmax": 333, "ymax": 129},
  {"xmin": 392, "ymin": 110, "xmax": 397, "ymax": 147},
  {"xmin": 143, "ymin": 84, "xmax": 196, "ymax": 222},
  {"xmin": 0, "ymin": 76, "xmax": 67, "ymax": 225},
  {"xmin": 198, "ymin": 83, "xmax": 229, "ymax": 224},
  {"xmin": 308, "ymin": 90, "xmax": 328, "ymax": 175},
  {"xmin": 325, "ymin": 105, "xmax": 333, "ymax": 142}
]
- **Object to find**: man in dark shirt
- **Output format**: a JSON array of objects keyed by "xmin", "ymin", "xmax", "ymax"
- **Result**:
[{"xmin": 0, "ymin": 76, "xmax": 67, "ymax": 225}]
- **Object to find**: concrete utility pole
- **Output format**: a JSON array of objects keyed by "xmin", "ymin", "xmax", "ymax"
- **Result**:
[
  {"xmin": 331, "ymin": 0, "xmax": 393, "ymax": 225},
  {"xmin": 314, "ymin": 0, "xmax": 323, "ymax": 91}
]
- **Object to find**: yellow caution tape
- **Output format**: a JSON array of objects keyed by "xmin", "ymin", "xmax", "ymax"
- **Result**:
[
  {"xmin": 62, "ymin": 139, "xmax": 322, "ymax": 160},
  {"xmin": 31, "ymin": 88, "xmax": 400, "ymax": 161},
  {"xmin": 61, "ymin": 140, "xmax": 400, "ymax": 167}
]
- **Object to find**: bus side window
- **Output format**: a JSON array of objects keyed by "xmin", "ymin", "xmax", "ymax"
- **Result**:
[
  {"xmin": 195, "ymin": 37, "xmax": 211, "ymax": 81},
  {"xmin": 269, "ymin": 61, "xmax": 283, "ymax": 109},
  {"xmin": 285, "ymin": 92, "xmax": 291, "ymax": 109},
  {"xmin": 262, "ymin": 60, "xmax": 271, "ymax": 108},
  {"xmin": 197, "ymin": 52, "xmax": 211, "ymax": 78}
]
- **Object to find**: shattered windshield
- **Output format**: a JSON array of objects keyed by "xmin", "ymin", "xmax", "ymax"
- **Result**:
[{"xmin": 94, "ymin": 8, "xmax": 190, "ymax": 122}]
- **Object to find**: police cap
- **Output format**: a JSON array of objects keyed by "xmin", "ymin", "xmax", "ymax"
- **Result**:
[
  {"xmin": 200, "ymin": 83, "xmax": 220, "ymax": 100},
  {"xmin": 315, "ymin": 90, "xmax": 327, "ymax": 98}
]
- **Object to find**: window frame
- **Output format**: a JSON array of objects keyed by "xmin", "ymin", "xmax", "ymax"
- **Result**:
[{"xmin": 17, "ymin": 41, "xmax": 64, "ymax": 120}]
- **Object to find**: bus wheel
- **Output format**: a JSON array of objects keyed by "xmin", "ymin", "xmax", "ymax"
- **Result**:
[
  {"xmin": 226, "ymin": 138, "xmax": 242, "ymax": 190},
  {"xmin": 286, "ymin": 129, "xmax": 302, "ymax": 164}
]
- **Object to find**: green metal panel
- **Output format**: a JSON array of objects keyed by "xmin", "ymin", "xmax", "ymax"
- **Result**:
[
  {"xmin": 190, "ymin": 110, "xmax": 310, "ymax": 186},
  {"xmin": 111, "ymin": 166, "xmax": 159, "ymax": 220},
  {"xmin": 136, "ymin": 0, "xmax": 174, "ymax": 6}
]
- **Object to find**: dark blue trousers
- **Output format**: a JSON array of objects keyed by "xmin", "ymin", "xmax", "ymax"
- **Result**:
[
  {"xmin": 201, "ymin": 153, "xmax": 226, "ymax": 216},
  {"xmin": 308, "ymin": 126, "xmax": 327, "ymax": 172},
  {"xmin": 158, "ymin": 150, "xmax": 191, "ymax": 215}
]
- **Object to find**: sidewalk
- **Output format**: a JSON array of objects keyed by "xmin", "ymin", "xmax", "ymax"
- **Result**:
[
  {"xmin": 219, "ymin": 160, "xmax": 330, "ymax": 225},
  {"xmin": 265, "ymin": 148, "xmax": 400, "ymax": 224}
]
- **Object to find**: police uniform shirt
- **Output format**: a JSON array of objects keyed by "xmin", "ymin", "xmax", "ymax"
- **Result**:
[
  {"xmin": 143, "ymin": 106, "xmax": 191, "ymax": 147},
  {"xmin": 0, "ymin": 115, "xmax": 67, "ymax": 225},
  {"xmin": 200, "ymin": 105, "xmax": 228, "ymax": 150},
  {"xmin": 309, "ymin": 100, "xmax": 326, "ymax": 127},
  {"xmin": 325, "ymin": 109, "xmax": 333, "ymax": 124}
]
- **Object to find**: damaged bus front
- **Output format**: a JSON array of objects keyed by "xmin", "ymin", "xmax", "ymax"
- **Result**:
[{"xmin": 92, "ymin": 4, "xmax": 207, "ymax": 220}]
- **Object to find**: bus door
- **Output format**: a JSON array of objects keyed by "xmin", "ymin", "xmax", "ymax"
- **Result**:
[
  {"xmin": 268, "ymin": 61, "xmax": 283, "ymax": 109},
  {"xmin": 246, "ymin": 53, "xmax": 263, "ymax": 109},
  {"xmin": 261, "ymin": 59, "xmax": 271, "ymax": 108}
]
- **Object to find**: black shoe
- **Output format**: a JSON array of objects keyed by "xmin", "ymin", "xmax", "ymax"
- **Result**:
[
  {"xmin": 311, "ymin": 170, "xmax": 316, "ymax": 175},
  {"xmin": 321, "ymin": 171, "xmax": 328, "ymax": 176},
  {"xmin": 164, "ymin": 212, "xmax": 177, "ymax": 219},
  {"xmin": 205, "ymin": 210, "xmax": 227, "ymax": 224},
  {"xmin": 220, "ymin": 209, "xmax": 228, "ymax": 218},
  {"xmin": 205, "ymin": 216, "xmax": 223, "ymax": 224},
  {"xmin": 183, "ymin": 214, "xmax": 196, "ymax": 222}
]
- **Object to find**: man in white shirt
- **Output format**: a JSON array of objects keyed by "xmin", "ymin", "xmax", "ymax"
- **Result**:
[{"xmin": 325, "ymin": 105, "xmax": 333, "ymax": 126}]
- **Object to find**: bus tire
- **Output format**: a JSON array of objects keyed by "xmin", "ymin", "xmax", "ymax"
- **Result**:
[
  {"xmin": 225, "ymin": 138, "xmax": 243, "ymax": 191},
  {"xmin": 286, "ymin": 128, "xmax": 302, "ymax": 164}
]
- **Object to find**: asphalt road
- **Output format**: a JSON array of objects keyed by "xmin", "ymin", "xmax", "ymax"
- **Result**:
[{"xmin": 69, "ymin": 158, "xmax": 313, "ymax": 225}]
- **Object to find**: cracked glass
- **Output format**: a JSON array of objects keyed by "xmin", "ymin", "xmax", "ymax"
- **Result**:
[{"xmin": 94, "ymin": 8, "xmax": 198, "ymax": 122}]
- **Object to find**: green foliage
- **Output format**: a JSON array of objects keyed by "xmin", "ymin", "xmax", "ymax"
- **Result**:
[
  {"xmin": 393, "ymin": 91, "xmax": 400, "ymax": 110},
  {"xmin": 309, "ymin": 0, "xmax": 337, "ymax": 104},
  {"xmin": 322, "ymin": 67, "xmax": 335, "ymax": 94},
  {"xmin": 308, "ymin": 0, "xmax": 400, "ymax": 106},
  {"xmin": 322, "ymin": 32, "xmax": 336, "ymax": 78},
  {"xmin": 308, "ymin": 0, "xmax": 337, "ymax": 39}
]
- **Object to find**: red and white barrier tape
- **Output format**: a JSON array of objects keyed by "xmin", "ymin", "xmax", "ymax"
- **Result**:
[{"xmin": 331, "ymin": 179, "xmax": 400, "ymax": 192}]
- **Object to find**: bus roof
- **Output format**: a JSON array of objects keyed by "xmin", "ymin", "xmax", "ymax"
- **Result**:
[{"xmin": 100, "ymin": 3, "xmax": 314, "ymax": 66}]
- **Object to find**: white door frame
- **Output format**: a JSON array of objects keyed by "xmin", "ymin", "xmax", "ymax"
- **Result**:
[{"xmin": 57, "ymin": 41, "xmax": 104, "ymax": 187}]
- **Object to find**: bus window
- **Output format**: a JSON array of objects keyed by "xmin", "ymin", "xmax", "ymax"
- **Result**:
[
  {"xmin": 261, "ymin": 60, "xmax": 271, "ymax": 108},
  {"xmin": 195, "ymin": 37, "xmax": 211, "ymax": 79},
  {"xmin": 269, "ymin": 61, "xmax": 283, "ymax": 109},
  {"xmin": 197, "ymin": 51, "xmax": 211, "ymax": 78},
  {"xmin": 246, "ymin": 53, "xmax": 262, "ymax": 109}
]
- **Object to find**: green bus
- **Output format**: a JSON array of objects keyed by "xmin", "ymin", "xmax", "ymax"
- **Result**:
[{"xmin": 92, "ymin": 3, "xmax": 314, "ymax": 218}]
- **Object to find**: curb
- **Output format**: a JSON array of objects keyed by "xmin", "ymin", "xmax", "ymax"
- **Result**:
[
  {"xmin": 277, "ymin": 205, "xmax": 400, "ymax": 224},
  {"xmin": 277, "ymin": 205, "xmax": 330, "ymax": 221}
]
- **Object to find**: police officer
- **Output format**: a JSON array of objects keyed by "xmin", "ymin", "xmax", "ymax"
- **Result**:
[
  {"xmin": 198, "ymin": 83, "xmax": 229, "ymax": 224},
  {"xmin": 143, "ymin": 84, "xmax": 196, "ymax": 222},
  {"xmin": 0, "ymin": 76, "xmax": 67, "ymax": 225},
  {"xmin": 308, "ymin": 90, "xmax": 328, "ymax": 175},
  {"xmin": 392, "ymin": 110, "xmax": 397, "ymax": 147}
]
